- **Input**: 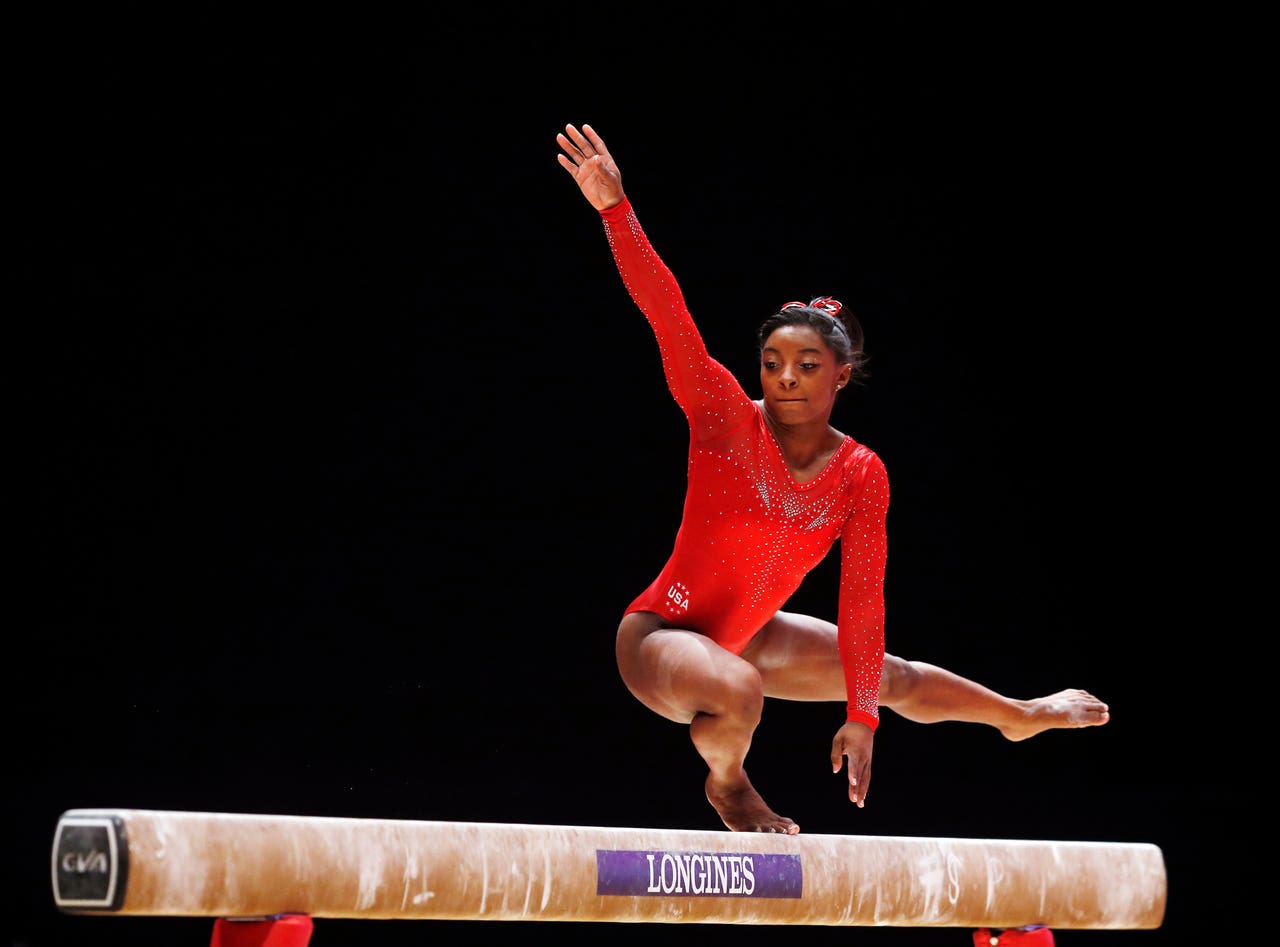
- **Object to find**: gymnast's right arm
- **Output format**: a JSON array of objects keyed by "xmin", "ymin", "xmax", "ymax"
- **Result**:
[{"xmin": 555, "ymin": 123, "xmax": 751, "ymax": 441}]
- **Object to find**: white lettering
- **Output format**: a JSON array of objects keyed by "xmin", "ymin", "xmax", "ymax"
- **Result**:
[
  {"xmin": 61, "ymin": 851, "xmax": 109, "ymax": 874},
  {"xmin": 639, "ymin": 853, "xmax": 761, "ymax": 895},
  {"xmin": 711, "ymin": 854, "xmax": 727, "ymax": 894},
  {"xmin": 676, "ymin": 853, "xmax": 692, "ymax": 892}
]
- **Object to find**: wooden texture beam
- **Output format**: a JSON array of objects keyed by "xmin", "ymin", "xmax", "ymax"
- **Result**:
[{"xmin": 52, "ymin": 808, "xmax": 1165, "ymax": 929}]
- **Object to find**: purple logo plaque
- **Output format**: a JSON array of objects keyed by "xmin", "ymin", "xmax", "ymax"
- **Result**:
[{"xmin": 596, "ymin": 850, "xmax": 802, "ymax": 898}]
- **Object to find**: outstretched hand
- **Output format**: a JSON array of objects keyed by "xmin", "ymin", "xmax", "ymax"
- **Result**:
[
  {"xmin": 556, "ymin": 123, "xmax": 624, "ymax": 212},
  {"xmin": 831, "ymin": 721, "xmax": 874, "ymax": 809}
]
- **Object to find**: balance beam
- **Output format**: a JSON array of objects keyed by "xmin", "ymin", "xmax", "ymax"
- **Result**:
[{"xmin": 52, "ymin": 808, "xmax": 1166, "ymax": 929}]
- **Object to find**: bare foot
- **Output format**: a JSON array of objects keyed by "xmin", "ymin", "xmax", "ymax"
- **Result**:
[
  {"xmin": 705, "ymin": 773, "xmax": 799, "ymax": 834},
  {"xmin": 1000, "ymin": 689, "xmax": 1110, "ymax": 742}
]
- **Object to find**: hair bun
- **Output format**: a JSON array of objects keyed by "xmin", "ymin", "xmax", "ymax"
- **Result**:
[
  {"xmin": 808, "ymin": 296, "xmax": 842, "ymax": 317},
  {"xmin": 779, "ymin": 296, "xmax": 843, "ymax": 318}
]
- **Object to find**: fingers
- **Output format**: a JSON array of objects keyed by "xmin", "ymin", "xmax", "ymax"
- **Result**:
[
  {"xmin": 841, "ymin": 764, "xmax": 864, "ymax": 807},
  {"xmin": 849, "ymin": 767, "xmax": 870, "ymax": 808},
  {"xmin": 839, "ymin": 760, "xmax": 864, "ymax": 807},
  {"xmin": 830, "ymin": 740, "xmax": 859, "ymax": 805},
  {"xmin": 556, "ymin": 135, "xmax": 582, "ymax": 168},
  {"xmin": 831, "ymin": 730, "xmax": 870, "ymax": 808},
  {"xmin": 580, "ymin": 123, "xmax": 608, "ymax": 156},
  {"xmin": 555, "ymin": 127, "xmax": 592, "ymax": 181},
  {"xmin": 558, "ymin": 124, "xmax": 592, "ymax": 160},
  {"xmin": 837, "ymin": 752, "xmax": 859, "ymax": 806},
  {"xmin": 558, "ymin": 124, "xmax": 607, "ymax": 165},
  {"xmin": 849, "ymin": 761, "xmax": 868, "ymax": 808}
]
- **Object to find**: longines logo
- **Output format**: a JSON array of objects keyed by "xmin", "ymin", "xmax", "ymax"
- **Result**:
[{"xmin": 596, "ymin": 849, "xmax": 802, "ymax": 898}]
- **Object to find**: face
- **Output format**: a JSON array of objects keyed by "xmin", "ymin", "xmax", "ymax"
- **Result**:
[{"xmin": 759, "ymin": 325, "xmax": 852, "ymax": 425}]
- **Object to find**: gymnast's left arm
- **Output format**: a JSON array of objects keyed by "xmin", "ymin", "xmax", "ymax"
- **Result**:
[{"xmin": 829, "ymin": 451, "xmax": 890, "ymax": 809}]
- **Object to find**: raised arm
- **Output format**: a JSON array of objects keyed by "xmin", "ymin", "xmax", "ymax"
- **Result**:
[
  {"xmin": 555, "ymin": 123, "xmax": 753, "ymax": 443},
  {"xmin": 556, "ymin": 124, "xmax": 625, "ymax": 212}
]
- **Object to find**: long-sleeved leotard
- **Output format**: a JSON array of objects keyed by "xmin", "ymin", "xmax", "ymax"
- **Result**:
[{"xmin": 601, "ymin": 198, "xmax": 889, "ymax": 729}]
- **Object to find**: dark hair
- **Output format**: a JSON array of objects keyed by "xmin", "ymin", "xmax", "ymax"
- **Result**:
[{"xmin": 757, "ymin": 296, "xmax": 870, "ymax": 385}]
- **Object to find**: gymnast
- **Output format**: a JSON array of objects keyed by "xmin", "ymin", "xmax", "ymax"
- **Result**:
[{"xmin": 555, "ymin": 123, "xmax": 1109, "ymax": 836}]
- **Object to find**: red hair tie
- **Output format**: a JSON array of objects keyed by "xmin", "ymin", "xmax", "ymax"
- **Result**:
[{"xmin": 781, "ymin": 296, "xmax": 843, "ymax": 318}]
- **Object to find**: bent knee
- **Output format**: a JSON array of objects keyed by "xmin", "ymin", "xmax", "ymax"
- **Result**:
[
  {"xmin": 697, "ymin": 662, "xmax": 766, "ymax": 726},
  {"xmin": 615, "ymin": 612, "xmax": 765, "ymax": 720},
  {"xmin": 716, "ymin": 660, "xmax": 766, "ymax": 706}
]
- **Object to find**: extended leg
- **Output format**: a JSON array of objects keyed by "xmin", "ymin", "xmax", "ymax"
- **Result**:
[
  {"xmin": 879, "ymin": 657, "xmax": 1109, "ymax": 739},
  {"xmin": 742, "ymin": 611, "xmax": 1109, "ymax": 738}
]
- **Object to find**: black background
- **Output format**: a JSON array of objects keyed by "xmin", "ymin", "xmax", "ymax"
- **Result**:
[{"xmin": 13, "ymin": 6, "xmax": 1240, "ymax": 946}]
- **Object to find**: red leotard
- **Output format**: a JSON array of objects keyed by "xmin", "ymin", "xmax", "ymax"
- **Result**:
[{"xmin": 601, "ymin": 198, "xmax": 889, "ymax": 729}]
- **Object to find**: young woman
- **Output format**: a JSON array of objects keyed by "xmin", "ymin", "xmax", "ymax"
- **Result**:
[{"xmin": 556, "ymin": 123, "xmax": 1108, "ymax": 835}]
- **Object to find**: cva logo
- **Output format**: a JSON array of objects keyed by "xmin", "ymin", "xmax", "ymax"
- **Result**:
[{"xmin": 62, "ymin": 850, "xmax": 109, "ymax": 874}]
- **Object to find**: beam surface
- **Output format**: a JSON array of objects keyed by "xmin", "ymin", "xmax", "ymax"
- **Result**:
[{"xmin": 52, "ymin": 808, "xmax": 1166, "ymax": 929}]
